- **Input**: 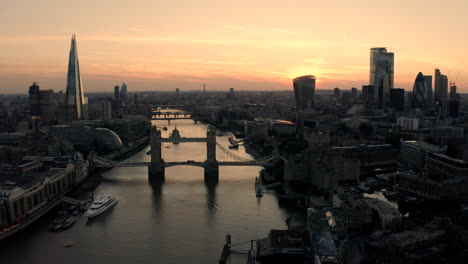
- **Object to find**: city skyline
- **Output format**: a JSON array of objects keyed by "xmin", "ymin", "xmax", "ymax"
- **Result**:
[{"xmin": 1, "ymin": 0, "xmax": 467, "ymax": 93}]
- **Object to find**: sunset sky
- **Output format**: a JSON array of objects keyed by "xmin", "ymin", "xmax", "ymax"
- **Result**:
[{"xmin": 1, "ymin": 0, "xmax": 467, "ymax": 93}]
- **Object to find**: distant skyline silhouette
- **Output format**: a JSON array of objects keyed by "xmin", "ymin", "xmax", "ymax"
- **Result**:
[{"xmin": 1, "ymin": 0, "xmax": 467, "ymax": 93}]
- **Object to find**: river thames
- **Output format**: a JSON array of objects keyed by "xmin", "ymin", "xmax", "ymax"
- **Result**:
[{"xmin": 0, "ymin": 118, "xmax": 304, "ymax": 264}]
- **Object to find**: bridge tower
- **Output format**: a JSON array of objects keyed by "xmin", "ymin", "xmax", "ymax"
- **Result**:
[
  {"xmin": 205, "ymin": 126, "xmax": 219, "ymax": 181},
  {"xmin": 149, "ymin": 126, "xmax": 165, "ymax": 179}
]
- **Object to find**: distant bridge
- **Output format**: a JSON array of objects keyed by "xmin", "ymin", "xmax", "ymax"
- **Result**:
[
  {"xmin": 150, "ymin": 111, "xmax": 193, "ymax": 123},
  {"xmin": 91, "ymin": 126, "xmax": 279, "ymax": 181}
]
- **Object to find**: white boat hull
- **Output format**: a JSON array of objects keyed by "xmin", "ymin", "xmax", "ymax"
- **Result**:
[{"xmin": 84, "ymin": 198, "xmax": 118, "ymax": 219}]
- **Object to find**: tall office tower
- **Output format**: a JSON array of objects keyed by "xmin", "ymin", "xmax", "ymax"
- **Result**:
[
  {"xmin": 440, "ymin": 75, "xmax": 449, "ymax": 119},
  {"xmin": 450, "ymin": 83, "xmax": 457, "ymax": 98},
  {"xmin": 434, "ymin": 69, "xmax": 441, "ymax": 102},
  {"xmin": 29, "ymin": 82, "xmax": 41, "ymax": 117},
  {"xmin": 423, "ymin": 75, "xmax": 433, "ymax": 105},
  {"xmin": 390, "ymin": 88, "xmax": 405, "ymax": 112},
  {"xmin": 362, "ymin": 85, "xmax": 375, "ymax": 105},
  {"xmin": 292, "ymin": 75, "xmax": 316, "ymax": 110},
  {"xmin": 413, "ymin": 72, "xmax": 429, "ymax": 108},
  {"xmin": 114, "ymin": 85, "xmax": 120, "ymax": 101},
  {"xmin": 65, "ymin": 34, "xmax": 86, "ymax": 120},
  {"xmin": 333, "ymin": 88, "xmax": 341, "ymax": 98},
  {"xmin": 351, "ymin": 87, "xmax": 358, "ymax": 101},
  {"xmin": 405, "ymin": 91, "xmax": 413, "ymax": 110},
  {"xmin": 449, "ymin": 99, "xmax": 460, "ymax": 118},
  {"xmin": 434, "ymin": 69, "xmax": 448, "ymax": 103},
  {"xmin": 370, "ymin": 47, "xmax": 394, "ymax": 109},
  {"xmin": 440, "ymin": 75, "xmax": 448, "ymax": 104},
  {"xmin": 120, "ymin": 83, "xmax": 128, "ymax": 103},
  {"xmin": 28, "ymin": 82, "xmax": 57, "ymax": 121}
]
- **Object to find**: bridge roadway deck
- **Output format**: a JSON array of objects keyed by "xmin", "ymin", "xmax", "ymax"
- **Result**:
[
  {"xmin": 94, "ymin": 161, "xmax": 272, "ymax": 168},
  {"xmin": 160, "ymin": 137, "xmax": 207, "ymax": 143},
  {"xmin": 150, "ymin": 117, "xmax": 192, "ymax": 121}
]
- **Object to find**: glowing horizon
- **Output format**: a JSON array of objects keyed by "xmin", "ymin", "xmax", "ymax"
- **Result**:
[{"xmin": 1, "ymin": 0, "xmax": 467, "ymax": 93}]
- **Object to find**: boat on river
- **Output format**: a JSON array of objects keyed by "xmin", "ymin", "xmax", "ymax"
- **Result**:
[
  {"xmin": 49, "ymin": 215, "xmax": 75, "ymax": 231},
  {"xmin": 169, "ymin": 127, "xmax": 181, "ymax": 144},
  {"xmin": 255, "ymin": 177, "xmax": 263, "ymax": 197},
  {"xmin": 84, "ymin": 195, "xmax": 118, "ymax": 219}
]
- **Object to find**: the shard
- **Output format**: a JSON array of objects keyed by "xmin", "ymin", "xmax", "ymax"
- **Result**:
[{"xmin": 65, "ymin": 34, "xmax": 86, "ymax": 120}]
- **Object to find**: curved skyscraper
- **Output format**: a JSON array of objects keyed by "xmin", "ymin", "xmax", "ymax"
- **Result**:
[
  {"xmin": 413, "ymin": 72, "xmax": 428, "ymax": 108},
  {"xmin": 292, "ymin": 75, "xmax": 315, "ymax": 110},
  {"xmin": 65, "ymin": 34, "xmax": 86, "ymax": 120},
  {"xmin": 120, "ymin": 83, "xmax": 128, "ymax": 103}
]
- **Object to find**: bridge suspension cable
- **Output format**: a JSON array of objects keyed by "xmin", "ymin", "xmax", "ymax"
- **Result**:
[
  {"xmin": 215, "ymin": 142, "xmax": 278, "ymax": 164},
  {"xmin": 216, "ymin": 142, "xmax": 253, "ymax": 162}
]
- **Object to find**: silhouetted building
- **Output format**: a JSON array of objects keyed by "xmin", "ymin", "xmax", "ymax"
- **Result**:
[
  {"xmin": 390, "ymin": 88, "xmax": 405, "ymax": 112},
  {"xmin": 327, "ymin": 144, "xmax": 398, "ymax": 180},
  {"xmin": 450, "ymin": 84, "xmax": 457, "ymax": 98},
  {"xmin": 89, "ymin": 101, "xmax": 112, "ymax": 120},
  {"xmin": 434, "ymin": 69, "xmax": 448, "ymax": 104},
  {"xmin": 114, "ymin": 85, "xmax": 120, "ymax": 101},
  {"xmin": 370, "ymin": 48, "xmax": 394, "ymax": 109},
  {"xmin": 351, "ymin": 87, "xmax": 358, "ymax": 101},
  {"xmin": 405, "ymin": 91, "xmax": 413, "ymax": 110},
  {"xmin": 120, "ymin": 83, "xmax": 128, "ymax": 104},
  {"xmin": 397, "ymin": 117, "xmax": 419, "ymax": 130},
  {"xmin": 65, "ymin": 34, "xmax": 87, "ymax": 120},
  {"xmin": 413, "ymin": 72, "xmax": 429, "ymax": 108},
  {"xmin": 362, "ymin": 85, "xmax": 375, "ymax": 105},
  {"xmin": 28, "ymin": 82, "xmax": 57, "ymax": 121},
  {"xmin": 333, "ymin": 88, "xmax": 341, "ymax": 99},
  {"xmin": 426, "ymin": 152, "xmax": 468, "ymax": 179},
  {"xmin": 399, "ymin": 141, "xmax": 442, "ymax": 172},
  {"xmin": 449, "ymin": 99, "xmax": 460, "ymax": 118},
  {"xmin": 424, "ymin": 75, "xmax": 433, "ymax": 105},
  {"xmin": 292, "ymin": 75, "xmax": 315, "ymax": 110}
]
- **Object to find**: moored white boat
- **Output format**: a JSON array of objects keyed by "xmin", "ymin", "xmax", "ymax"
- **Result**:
[{"xmin": 84, "ymin": 195, "xmax": 118, "ymax": 219}]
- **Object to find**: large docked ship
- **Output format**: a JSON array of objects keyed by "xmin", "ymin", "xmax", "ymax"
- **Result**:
[{"xmin": 84, "ymin": 195, "xmax": 118, "ymax": 219}]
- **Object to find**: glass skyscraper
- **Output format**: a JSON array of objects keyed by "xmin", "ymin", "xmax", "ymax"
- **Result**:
[
  {"xmin": 65, "ymin": 34, "xmax": 86, "ymax": 120},
  {"xmin": 413, "ymin": 72, "xmax": 429, "ymax": 108},
  {"xmin": 292, "ymin": 75, "xmax": 315, "ymax": 110},
  {"xmin": 120, "ymin": 83, "xmax": 128, "ymax": 103},
  {"xmin": 423, "ymin": 75, "xmax": 433, "ymax": 105},
  {"xmin": 370, "ymin": 48, "xmax": 394, "ymax": 109}
]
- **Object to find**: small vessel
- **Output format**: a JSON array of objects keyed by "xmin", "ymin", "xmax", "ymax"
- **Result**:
[
  {"xmin": 60, "ymin": 216, "xmax": 76, "ymax": 230},
  {"xmin": 84, "ymin": 195, "xmax": 118, "ymax": 219},
  {"xmin": 216, "ymin": 130, "xmax": 224, "ymax": 136},
  {"xmin": 146, "ymin": 150, "xmax": 151, "ymax": 155},
  {"xmin": 228, "ymin": 144, "xmax": 238, "ymax": 149},
  {"xmin": 49, "ymin": 215, "xmax": 68, "ymax": 231},
  {"xmin": 165, "ymin": 146, "xmax": 170, "ymax": 148},
  {"xmin": 384, "ymin": 190, "xmax": 399, "ymax": 200},
  {"xmin": 255, "ymin": 177, "xmax": 263, "ymax": 197},
  {"xmin": 163, "ymin": 126, "xmax": 168, "ymax": 131},
  {"xmin": 169, "ymin": 126, "xmax": 181, "ymax": 144},
  {"xmin": 64, "ymin": 242, "xmax": 73, "ymax": 248}
]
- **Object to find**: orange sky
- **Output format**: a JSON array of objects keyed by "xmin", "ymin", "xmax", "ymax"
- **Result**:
[{"xmin": 1, "ymin": 0, "xmax": 467, "ymax": 93}]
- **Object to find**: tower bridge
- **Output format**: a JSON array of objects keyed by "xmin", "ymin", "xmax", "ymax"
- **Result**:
[{"xmin": 91, "ymin": 126, "xmax": 277, "ymax": 181}]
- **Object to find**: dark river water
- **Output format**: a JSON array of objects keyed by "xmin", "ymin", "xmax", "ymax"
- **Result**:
[{"xmin": 1, "ymin": 118, "xmax": 304, "ymax": 264}]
